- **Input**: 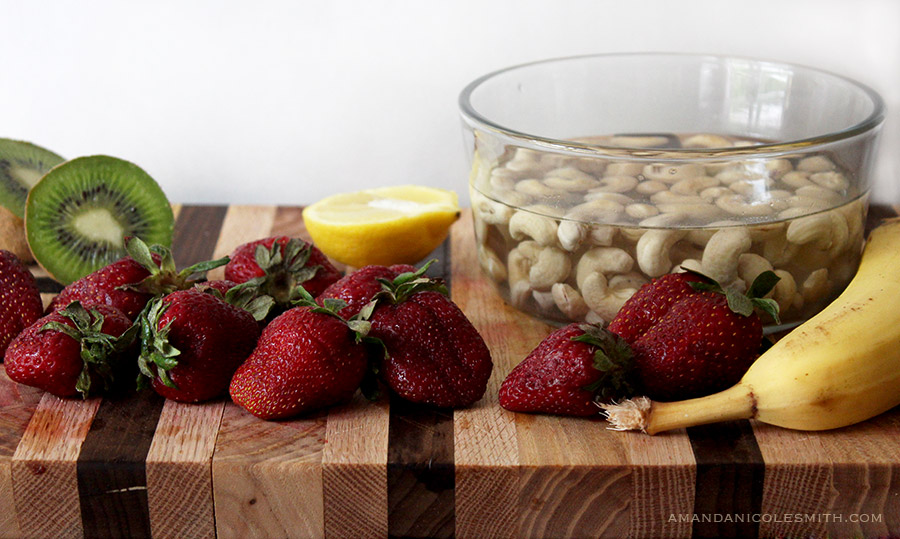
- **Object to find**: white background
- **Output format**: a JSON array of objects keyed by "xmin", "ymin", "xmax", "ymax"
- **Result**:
[{"xmin": 2, "ymin": 0, "xmax": 898, "ymax": 206}]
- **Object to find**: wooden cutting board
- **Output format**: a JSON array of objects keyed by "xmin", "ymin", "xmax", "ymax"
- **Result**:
[{"xmin": 2, "ymin": 204, "xmax": 899, "ymax": 539}]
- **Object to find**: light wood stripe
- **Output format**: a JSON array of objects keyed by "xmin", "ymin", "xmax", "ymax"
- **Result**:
[{"xmin": 205, "ymin": 205, "xmax": 278, "ymax": 282}]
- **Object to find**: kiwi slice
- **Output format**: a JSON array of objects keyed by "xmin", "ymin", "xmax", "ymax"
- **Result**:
[
  {"xmin": 0, "ymin": 138, "xmax": 65, "ymax": 218},
  {"xmin": 25, "ymin": 155, "xmax": 174, "ymax": 284}
]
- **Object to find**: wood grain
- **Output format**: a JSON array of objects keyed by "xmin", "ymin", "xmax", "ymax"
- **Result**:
[
  {"xmin": 0, "ymin": 372, "xmax": 43, "ymax": 539},
  {"xmin": 11, "ymin": 394, "xmax": 101, "ymax": 538}
]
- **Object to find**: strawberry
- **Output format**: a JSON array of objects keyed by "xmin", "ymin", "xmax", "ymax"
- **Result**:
[
  {"xmin": 0, "ymin": 250, "xmax": 44, "ymax": 356},
  {"xmin": 316, "ymin": 264, "xmax": 416, "ymax": 318},
  {"xmin": 50, "ymin": 237, "xmax": 228, "ymax": 321},
  {"xmin": 137, "ymin": 287, "xmax": 261, "ymax": 403},
  {"xmin": 224, "ymin": 236, "xmax": 341, "ymax": 306},
  {"xmin": 229, "ymin": 291, "xmax": 371, "ymax": 420},
  {"xmin": 4, "ymin": 302, "xmax": 137, "ymax": 398},
  {"xmin": 628, "ymin": 271, "xmax": 781, "ymax": 401},
  {"xmin": 607, "ymin": 271, "xmax": 707, "ymax": 343},
  {"xmin": 366, "ymin": 264, "xmax": 492, "ymax": 408},
  {"xmin": 499, "ymin": 323, "xmax": 637, "ymax": 416}
]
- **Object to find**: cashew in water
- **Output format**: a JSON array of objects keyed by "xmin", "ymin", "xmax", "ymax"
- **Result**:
[
  {"xmin": 762, "ymin": 234, "xmax": 799, "ymax": 267},
  {"xmin": 781, "ymin": 171, "xmax": 814, "ymax": 189},
  {"xmin": 608, "ymin": 272, "xmax": 649, "ymax": 290},
  {"xmin": 786, "ymin": 212, "xmax": 848, "ymax": 256},
  {"xmin": 551, "ymin": 283, "xmax": 590, "ymax": 319},
  {"xmin": 650, "ymin": 191, "xmax": 705, "ymax": 206},
  {"xmin": 700, "ymin": 228, "xmax": 752, "ymax": 284},
  {"xmin": 765, "ymin": 159, "xmax": 793, "ymax": 179},
  {"xmin": 635, "ymin": 180, "xmax": 669, "ymax": 196},
  {"xmin": 583, "ymin": 191, "xmax": 633, "ymax": 207},
  {"xmin": 625, "ymin": 203, "xmax": 659, "ymax": 220},
  {"xmin": 796, "ymin": 185, "xmax": 842, "ymax": 203},
  {"xmin": 509, "ymin": 210, "xmax": 559, "ymax": 246},
  {"xmin": 557, "ymin": 220, "xmax": 588, "ymax": 252},
  {"xmin": 606, "ymin": 162, "xmax": 645, "ymax": 177},
  {"xmin": 515, "ymin": 178, "xmax": 568, "ymax": 198},
  {"xmin": 584, "ymin": 310, "xmax": 606, "ymax": 326},
  {"xmin": 573, "ymin": 157, "xmax": 607, "ymax": 175},
  {"xmin": 589, "ymin": 225, "xmax": 616, "ymax": 246},
  {"xmin": 675, "ymin": 258, "xmax": 703, "ymax": 273},
  {"xmin": 576, "ymin": 247, "xmax": 635, "ymax": 289},
  {"xmin": 542, "ymin": 167, "xmax": 600, "ymax": 191},
  {"xmin": 715, "ymin": 193, "xmax": 777, "ymax": 217},
  {"xmin": 472, "ymin": 190, "xmax": 515, "ymax": 225},
  {"xmin": 491, "ymin": 166, "xmax": 530, "ymax": 185},
  {"xmin": 636, "ymin": 229, "xmax": 687, "ymax": 277},
  {"xmin": 809, "ymin": 171, "xmax": 849, "ymax": 192},
  {"xmin": 594, "ymin": 175, "xmax": 639, "ymax": 193},
  {"xmin": 532, "ymin": 290, "xmax": 557, "ymax": 312},
  {"xmin": 657, "ymin": 203, "xmax": 726, "ymax": 220},
  {"xmin": 539, "ymin": 153, "xmax": 576, "ymax": 170},
  {"xmin": 729, "ymin": 178, "xmax": 774, "ymax": 198},
  {"xmin": 580, "ymin": 273, "xmax": 635, "ymax": 322},
  {"xmin": 638, "ymin": 212, "xmax": 691, "ymax": 227},
  {"xmin": 528, "ymin": 246, "xmax": 571, "ymax": 290},
  {"xmin": 609, "ymin": 135, "xmax": 672, "ymax": 148},
  {"xmin": 682, "ymin": 134, "xmax": 733, "ymax": 148},
  {"xmin": 797, "ymin": 155, "xmax": 836, "ymax": 173},
  {"xmin": 801, "ymin": 268, "xmax": 830, "ymax": 304},
  {"xmin": 737, "ymin": 253, "xmax": 774, "ymax": 285},
  {"xmin": 772, "ymin": 269, "xmax": 800, "ymax": 314},
  {"xmin": 699, "ymin": 186, "xmax": 731, "ymax": 203},
  {"xmin": 478, "ymin": 245, "xmax": 508, "ymax": 283},
  {"xmin": 642, "ymin": 163, "xmax": 707, "ymax": 183},
  {"xmin": 671, "ymin": 176, "xmax": 720, "ymax": 196}
]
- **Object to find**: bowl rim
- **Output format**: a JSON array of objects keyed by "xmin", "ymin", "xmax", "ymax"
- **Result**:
[{"xmin": 458, "ymin": 52, "xmax": 886, "ymax": 159}]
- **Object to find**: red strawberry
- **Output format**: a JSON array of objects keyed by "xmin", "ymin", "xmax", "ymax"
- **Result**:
[
  {"xmin": 0, "ymin": 250, "xmax": 44, "ymax": 356},
  {"xmin": 628, "ymin": 272, "xmax": 781, "ymax": 401},
  {"xmin": 607, "ymin": 272, "xmax": 707, "ymax": 343},
  {"xmin": 138, "ymin": 287, "xmax": 261, "ymax": 403},
  {"xmin": 499, "ymin": 323, "xmax": 636, "ymax": 416},
  {"xmin": 366, "ymin": 265, "xmax": 492, "ymax": 408},
  {"xmin": 51, "ymin": 237, "xmax": 228, "ymax": 321},
  {"xmin": 316, "ymin": 264, "xmax": 416, "ymax": 318},
  {"xmin": 4, "ymin": 302, "xmax": 136, "ymax": 398},
  {"xmin": 229, "ymin": 295, "xmax": 370, "ymax": 420},
  {"xmin": 224, "ymin": 236, "xmax": 341, "ymax": 306}
]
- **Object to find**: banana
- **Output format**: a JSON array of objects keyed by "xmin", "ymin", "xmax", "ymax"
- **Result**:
[{"xmin": 602, "ymin": 217, "xmax": 900, "ymax": 434}]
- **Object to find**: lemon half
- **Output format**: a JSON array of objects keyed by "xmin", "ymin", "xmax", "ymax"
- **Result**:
[{"xmin": 302, "ymin": 185, "xmax": 460, "ymax": 268}]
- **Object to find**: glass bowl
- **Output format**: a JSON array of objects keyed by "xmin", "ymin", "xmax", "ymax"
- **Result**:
[{"xmin": 458, "ymin": 53, "xmax": 884, "ymax": 330}]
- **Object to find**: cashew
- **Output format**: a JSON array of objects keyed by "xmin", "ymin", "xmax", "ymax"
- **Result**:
[
  {"xmin": 478, "ymin": 245, "xmax": 508, "ymax": 283},
  {"xmin": 505, "ymin": 148, "xmax": 545, "ymax": 173},
  {"xmin": 715, "ymin": 167, "xmax": 765, "ymax": 185},
  {"xmin": 515, "ymin": 178, "xmax": 569, "ymax": 198},
  {"xmin": 573, "ymin": 157, "xmax": 607, "ymax": 175},
  {"xmin": 786, "ymin": 212, "xmax": 846, "ymax": 253},
  {"xmin": 619, "ymin": 227, "xmax": 646, "ymax": 243},
  {"xmin": 584, "ymin": 310, "xmax": 606, "ymax": 326},
  {"xmin": 528, "ymin": 246, "xmax": 571, "ymax": 290},
  {"xmin": 489, "ymin": 174, "xmax": 516, "ymax": 191},
  {"xmin": 608, "ymin": 272, "xmax": 649, "ymax": 290},
  {"xmin": 729, "ymin": 179, "xmax": 774, "ymax": 198},
  {"xmin": 589, "ymin": 225, "xmax": 616, "ymax": 246},
  {"xmin": 625, "ymin": 203, "xmax": 659, "ymax": 220},
  {"xmin": 797, "ymin": 155, "xmax": 836, "ymax": 173},
  {"xmin": 715, "ymin": 193, "xmax": 777, "ymax": 217},
  {"xmin": 594, "ymin": 175, "xmax": 639, "ymax": 193},
  {"xmin": 636, "ymin": 229, "xmax": 687, "ymax": 277},
  {"xmin": 542, "ymin": 167, "xmax": 600, "ymax": 191},
  {"xmin": 682, "ymin": 134, "xmax": 733, "ymax": 148},
  {"xmin": 671, "ymin": 176, "xmax": 720, "ymax": 196},
  {"xmin": 700, "ymin": 228, "xmax": 752, "ymax": 283},
  {"xmin": 780, "ymin": 171, "xmax": 814, "ymax": 189},
  {"xmin": 509, "ymin": 210, "xmax": 559, "ymax": 246},
  {"xmin": 642, "ymin": 163, "xmax": 707, "ymax": 183},
  {"xmin": 635, "ymin": 180, "xmax": 669, "ymax": 196},
  {"xmin": 609, "ymin": 135, "xmax": 673, "ymax": 148},
  {"xmin": 762, "ymin": 234, "xmax": 800, "ymax": 266},
  {"xmin": 699, "ymin": 186, "xmax": 731, "ymax": 203},
  {"xmin": 491, "ymin": 166, "xmax": 530, "ymax": 184},
  {"xmin": 657, "ymin": 203, "xmax": 726, "ymax": 220},
  {"xmin": 639, "ymin": 212, "xmax": 691, "ymax": 227},
  {"xmin": 801, "ymin": 268, "xmax": 830, "ymax": 304},
  {"xmin": 557, "ymin": 220, "xmax": 587, "ymax": 252},
  {"xmin": 583, "ymin": 191, "xmax": 633, "ymax": 207},
  {"xmin": 551, "ymin": 283, "xmax": 590, "ymax": 319},
  {"xmin": 576, "ymin": 247, "xmax": 635, "ymax": 289},
  {"xmin": 765, "ymin": 159, "xmax": 793, "ymax": 179},
  {"xmin": 737, "ymin": 253, "xmax": 774, "ymax": 284},
  {"xmin": 650, "ymin": 191, "xmax": 706, "ymax": 205},
  {"xmin": 580, "ymin": 273, "xmax": 635, "ymax": 322},
  {"xmin": 606, "ymin": 162, "xmax": 645, "ymax": 177},
  {"xmin": 472, "ymin": 190, "xmax": 515, "ymax": 225},
  {"xmin": 675, "ymin": 258, "xmax": 703, "ymax": 273},
  {"xmin": 809, "ymin": 171, "xmax": 849, "ymax": 192},
  {"xmin": 796, "ymin": 185, "xmax": 842, "ymax": 204},
  {"xmin": 772, "ymin": 269, "xmax": 799, "ymax": 314},
  {"xmin": 532, "ymin": 290, "xmax": 557, "ymax": 312},
  {"xmin": 539, "ymin": 153, "xmax": 576, "ymax": 170}
]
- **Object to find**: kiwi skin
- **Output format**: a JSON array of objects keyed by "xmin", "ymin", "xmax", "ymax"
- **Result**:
[{"xmin": 25, "ymin": 155, "xmax": 174, "ymax": 285}]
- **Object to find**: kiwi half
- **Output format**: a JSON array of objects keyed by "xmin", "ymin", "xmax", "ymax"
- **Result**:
[
  {"xmin": 25, "ymin": 155, "xmax": 174, "ymax": 284},
  {"xmin": 0, "ymin": 138, "xmax": 65, "ymax": 218}
]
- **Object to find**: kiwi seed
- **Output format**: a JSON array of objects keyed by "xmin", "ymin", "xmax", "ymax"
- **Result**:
[{"xmin": 25, "ymin": 155, "xmax": 174, "ymax": 284}]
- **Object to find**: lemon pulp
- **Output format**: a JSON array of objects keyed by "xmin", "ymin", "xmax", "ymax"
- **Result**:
[{"xmin": 302, "ymin": 185, "xmax": 460, "ymax": 268}]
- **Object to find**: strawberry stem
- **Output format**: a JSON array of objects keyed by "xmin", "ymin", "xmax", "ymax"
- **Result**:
[
  {"xmin": 120, "ymin": 236, "xmax": 230, "ymax": 297},
  {"xmin": 136, "ymin": 298, "xmax": 182, "ymax": 390},
  {"xmin": 685, "ymin": 269, "xmax": 781, "ymax": 324},
  {"xmin": 573, "ymin": 324, "xmax": 639, "ymax": 403}
]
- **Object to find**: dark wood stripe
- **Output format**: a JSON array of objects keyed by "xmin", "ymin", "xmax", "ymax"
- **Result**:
[
  {"xmin": 688, "ymin": 420, "xmax": 765, "ymax": 539},
  {"xmin": 77, "ymin": 204, "xmax": 229, "ymax": 538},
  {"xmin": 35, "ymin": 276, "xmax": 63, "ymax": 294},
  {"xmin": 387, "ymin": 238, "xmax": 455, "ymax": 539}
]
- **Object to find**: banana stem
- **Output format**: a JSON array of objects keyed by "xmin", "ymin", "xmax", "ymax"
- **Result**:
[{"xmin": 603, "ymin": 384, "xmax": 757, "ymax": 434}]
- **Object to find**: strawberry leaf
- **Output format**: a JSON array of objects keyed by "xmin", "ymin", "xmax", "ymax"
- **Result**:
[
  {"xmin": 375, "ymin": 259, "xmax": 448, "ymax": 305},
  {"xmin": 747, "ymin": 270, "xmax": 781, "ymax": 299},
  {"xmin": 752, "ymin": 297, "xmax": 781, "ymax": 324},
  {"xmin": 137, "ymin": 298, "xmax": 182, "ymax": 390},
  {"xmin": 573, "ymin": 324, "xmax": 639, "ymax": 403},
  {"xmin": 724, "ymin": 287, "xmax": 755, "ymax": 317}
]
